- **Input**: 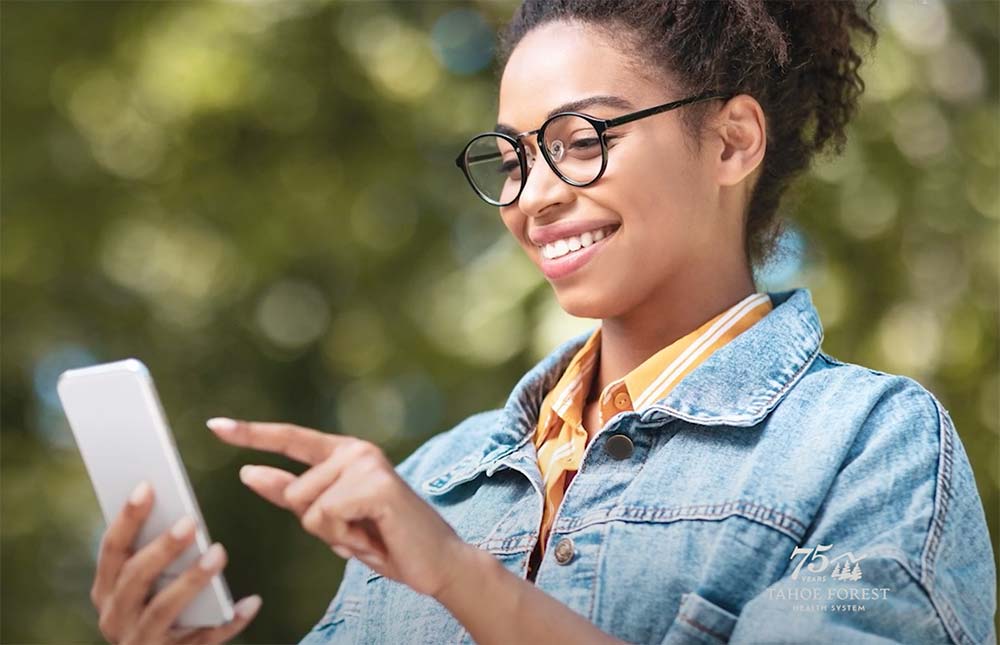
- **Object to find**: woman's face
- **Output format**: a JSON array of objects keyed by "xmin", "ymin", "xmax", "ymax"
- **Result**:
[{"xmin": 497, "ymin": 20, "xmax": 743, "ymax": 319}]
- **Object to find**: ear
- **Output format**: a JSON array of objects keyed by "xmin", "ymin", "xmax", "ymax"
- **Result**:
[{"xmin": 711, "ymin": 94, "xmax": 766, "ymax": 188}]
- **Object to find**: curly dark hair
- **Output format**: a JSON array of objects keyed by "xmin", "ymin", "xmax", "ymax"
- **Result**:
[{"xmin": 497, "ymin": 0, "xmax": 879, "ymax": 278}]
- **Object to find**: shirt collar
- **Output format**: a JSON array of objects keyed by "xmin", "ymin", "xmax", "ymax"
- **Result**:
[
  {"xmin": 538, "ymin": 292, "xmax": 774, "ymax": 436},
  {"xmin": 501, "ymin": 287, "xmax": 824, "ymax": 444}
]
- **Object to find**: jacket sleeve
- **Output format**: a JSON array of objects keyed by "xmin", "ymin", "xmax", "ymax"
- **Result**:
[
  {"xmin": 297, "ymin": 430, "xmax": 452, "ymax": 644},
  {"xmin": 728, "ymin": 380, "xmax": 996, "ymax": 645}
]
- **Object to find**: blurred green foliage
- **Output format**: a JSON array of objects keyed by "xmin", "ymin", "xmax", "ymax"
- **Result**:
[{"xmin": 2, "ymin": 1, "xmax": 997, "ymax": 643}]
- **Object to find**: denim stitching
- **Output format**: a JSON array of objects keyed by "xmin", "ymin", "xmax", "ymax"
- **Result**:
[
  {"xmin": 340, "ymin": 597, "xmax": 362, "ymax": 617},
  {"xmin": 921, "ymin": 396, "xmax": 954, "ymax": 588},
  {"xmin": 680, "ymin": 615, "xmax": 731, "ymax": 643},
  {"xmin": 588, "ymin": 519, "xmax": 612, "ymax": 623},
  {"xmin": 476, "ymin": 533, "xmax": 537, "ymax": 553},
  {"xmin": 650, "ymin": 337, "xmax": 822, "ymax": 427},
  {"xmin": 918, "ymin": 396, "xmax": 970, "ymax": 645},
  {"xmin": 476, "ymin": 498, "xmax": 538, "ymax": 554},
  {"xmin": 556, "ymin": 500, "xmax": 807, "ymax": 542},
  {"xmin": 865, "ymin": 546, "xmax": 971, "ymax": 645}
]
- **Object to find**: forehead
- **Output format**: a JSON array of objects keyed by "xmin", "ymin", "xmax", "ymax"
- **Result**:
[{"xmin": 498, "ymin": 20, "xmax": 653, "ymax": 130}]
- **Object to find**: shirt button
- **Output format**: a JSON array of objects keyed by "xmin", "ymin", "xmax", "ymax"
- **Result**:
[
  {"xmin": 553, "ymin": 537, "xmax": 575, "ymax": 565},
  {"xmin": 604, "ymin": 434, "xmax": 634, "ymax": 460},
  {"xmin": 613, "ymin": 392, "xmax": 630, "ymax": 410}
]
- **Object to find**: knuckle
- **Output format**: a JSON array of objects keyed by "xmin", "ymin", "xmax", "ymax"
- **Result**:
[
  {"xmin": 355, "ymin": 452, "xmax": 382, "ymax": 473},
  {"xmin": 141, "ymin": 598, "xmax": 168, "ymax": 626},
  {"xmin": 301, "ymin": 508, "xmax": 322, "ymax": 534},
  {"xmin": 147, "ymin": 588, "xmax": 180, "ymax": 623},
  {"xmin": 117, "ymin": 557, "xmax": 138, "ymax": 583},
  {"xmin": 369, "ymin": 469, "xmax": 395, "ymax": 491},
  {"xmin": 101, "ymin": 533, "xmax": 125, "ymax": 558},
  {"xmin": 319, "ymin": 501, "xmax": 337, "ymax": 519},
  {"xmin": 355, "ymin": 440, "xmax": 380, "ymax": 457},
  {"xmin": 98, "ymin": 608, "xmax": 118, "ymax": 641},
  {"xmin": 283, "ymin": 486, "xmax": 305, "ymax": 508},
  {"xmin": 342, "ymin": 437, "xmax": 367, "ymax": 455},
  {"xmin": 329, "ymin": 518, "xmax": 348, "ymax": 541},
  {"xmin": 119, "ymin": 554, "xmax": 154, "ymax": 589}
]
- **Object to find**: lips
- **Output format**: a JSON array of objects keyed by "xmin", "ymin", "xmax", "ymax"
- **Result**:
[{"xmin": 536, "ymin": 225, "xmax": 619, "ymax": 280}]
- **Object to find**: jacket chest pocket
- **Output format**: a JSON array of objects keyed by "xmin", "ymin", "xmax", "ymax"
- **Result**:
[
  {"xmin": 660, "ymin": 592, "xmax": 739, "ymax": 644},
  {"xmin": 583, "ymin": 509, "xmax": 799, "ymax": 644}
]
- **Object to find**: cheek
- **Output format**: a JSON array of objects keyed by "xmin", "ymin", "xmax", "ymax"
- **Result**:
[
  {"xmin": 499, "ymin": 207, "xmax": 523, "ymax": 236},
  {"xmin": 607, "ymin": 137, "xmax": 690, "ymax": 206},
  {"xmin": 614, "ymin": 143, "xmax": 705, "ymax": 240}
]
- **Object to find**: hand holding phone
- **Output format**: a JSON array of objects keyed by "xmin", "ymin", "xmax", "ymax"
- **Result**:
[
  {"xmin": 57, "ymin": 358, "xmax": 262, "ymax": 641},
  {"xmin": 89, "ymin": 480, "xmax": 261, "ymax": 643}
]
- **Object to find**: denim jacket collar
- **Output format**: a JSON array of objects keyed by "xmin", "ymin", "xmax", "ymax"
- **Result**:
[{"xmin": 421, "ymin": 287, "xmax": 824, "ymax": 496}]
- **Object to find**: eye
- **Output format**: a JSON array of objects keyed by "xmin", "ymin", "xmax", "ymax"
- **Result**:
[{"xmin": 570, "ymin": 137, "xmax": 600, "ymax": 150}]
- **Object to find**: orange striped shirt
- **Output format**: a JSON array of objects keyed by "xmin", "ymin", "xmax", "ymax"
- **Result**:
[{"xmin": 531, "ymin": 292, "xmax": 774, "ymax": 563}]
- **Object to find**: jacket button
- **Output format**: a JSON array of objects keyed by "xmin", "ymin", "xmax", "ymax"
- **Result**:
[
  {"xmin": 553, "ymin": 537, "xmax": 575, "ymax": 565},
  {"xmin": 604, "ymin": 434, "xmax": 634, "ymax": 460}
]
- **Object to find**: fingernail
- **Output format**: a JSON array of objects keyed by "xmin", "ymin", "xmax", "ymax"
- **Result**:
[
  {"xmin": 171, "ymin": 515, "xmax": 195, "ymax": 539},
  {"xmin": 206, "ymin": 417, "xmax": 237, "ymax": 433},
  {"xmin": 239, "ymin": 465, "xmax": 258, "ymax": 485},
  {"xmin": 129, "ymin": 481, "xmax": 151, "ymax": 506},
  {"xmin": 199, "ymin": 543, "xmax": 225, "ymax": 571},
  {"xmin": 235, "ymin": 594, "xmax": 262, "ymax": 619}
]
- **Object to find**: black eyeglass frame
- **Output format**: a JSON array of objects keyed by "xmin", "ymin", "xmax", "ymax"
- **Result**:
[{"xmin": 455, "ymin": 91, "xmax": 735, "ymax": 207}]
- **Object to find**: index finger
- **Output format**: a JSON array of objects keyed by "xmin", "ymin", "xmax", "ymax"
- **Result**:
[{"xmin": 206, "ymin": 418, "xmax": 341, "ymax": 465}]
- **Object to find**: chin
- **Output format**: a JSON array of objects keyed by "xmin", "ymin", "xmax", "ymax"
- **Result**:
[{"xmin": 551, "ymin": 287, "xmax": 628, "ymax": 320}]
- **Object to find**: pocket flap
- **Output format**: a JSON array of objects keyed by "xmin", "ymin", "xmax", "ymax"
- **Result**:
[{"xmin": 661, "ymin": 592, "xmax": 738, "ymax": 644}]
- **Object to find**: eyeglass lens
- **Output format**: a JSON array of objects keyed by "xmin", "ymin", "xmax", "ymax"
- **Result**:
[{"xmin": 463, "ymin": 114, "xmax": 604, "ymax": 204}]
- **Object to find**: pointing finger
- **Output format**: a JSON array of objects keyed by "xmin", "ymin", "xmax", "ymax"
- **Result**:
[{"xmin": 207, "ymin": 418, "xmax": 343, "ymax": 466}]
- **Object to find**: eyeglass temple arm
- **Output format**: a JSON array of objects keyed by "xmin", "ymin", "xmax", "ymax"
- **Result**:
[
  {"xmin": 604, "ymin": 92, "xmax": 733, "ymax": 129},
  {"xmin": 454, "ymin": 92, "xmax": 732, "ymax": 168}
]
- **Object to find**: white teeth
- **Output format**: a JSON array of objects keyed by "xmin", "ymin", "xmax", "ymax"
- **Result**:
[{"xmin": 541, "ymin": 226, "xmax": 616, "ymax": 260}]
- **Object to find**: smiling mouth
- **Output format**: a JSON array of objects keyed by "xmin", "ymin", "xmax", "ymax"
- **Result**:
[{"xmin": 536, "ymin": 224, "xmax": 621, "ymax": 261}]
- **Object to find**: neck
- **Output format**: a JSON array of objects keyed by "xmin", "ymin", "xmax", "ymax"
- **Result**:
[{"xmin": 593, "ymin": 269, "xmax": 757, "ymax": 397}]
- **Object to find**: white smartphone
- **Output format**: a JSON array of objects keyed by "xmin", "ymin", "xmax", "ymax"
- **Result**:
[{"xmin": 57, "ymin": 358, "xmax": 235, "ymax": 628}]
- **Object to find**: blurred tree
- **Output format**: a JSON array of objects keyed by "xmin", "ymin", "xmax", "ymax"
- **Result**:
[{"xmin": 2, "ymin": 1, "xmax": 996, "ymax": 643}]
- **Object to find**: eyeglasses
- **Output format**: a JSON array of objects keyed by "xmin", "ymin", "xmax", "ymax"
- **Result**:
[{"xmin": 455, "ymin": 91, "xmax": 733, "ymax": 207}]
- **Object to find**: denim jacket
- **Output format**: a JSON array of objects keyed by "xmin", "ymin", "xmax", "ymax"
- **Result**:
[{"xmin": 300, "ymin": 287, "xmax": 996, "ymax": 645}]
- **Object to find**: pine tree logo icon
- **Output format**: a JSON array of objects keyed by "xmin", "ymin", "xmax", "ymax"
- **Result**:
[{"xmin": 832, "ymin": 560, "xmax": 863, "ymax": 581}]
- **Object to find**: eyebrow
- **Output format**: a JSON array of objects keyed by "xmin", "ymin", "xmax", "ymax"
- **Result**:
[{"xmin": 494, "ymin": 94, "xmax": 635, "ymax": 137}]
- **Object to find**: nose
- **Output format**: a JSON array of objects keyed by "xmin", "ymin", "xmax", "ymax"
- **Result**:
[{"xmin": 516, "ymin": 137, "xmax": 574, "ymax": 218}]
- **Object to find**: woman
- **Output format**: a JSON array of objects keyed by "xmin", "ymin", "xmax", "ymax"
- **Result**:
[{"xmin": 88, "ymin": 1, "xmax": 996, "ymax": 644}]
